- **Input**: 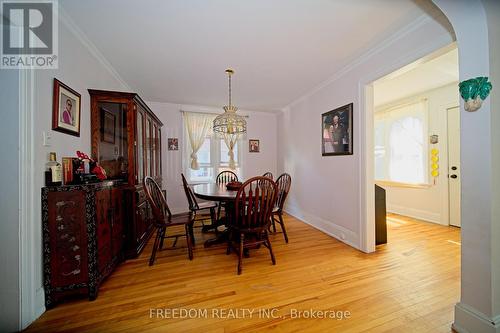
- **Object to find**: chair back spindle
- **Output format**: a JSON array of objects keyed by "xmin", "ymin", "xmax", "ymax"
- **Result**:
[
  {"xmin": 275, "ymin": 173, "xmax": 292, "ymax": 213},
  {"xmin": 181, "ymin": 173, "xmax": 200, "ymax": 211},
  {"xmin": 262, "ymin": 172, "xmax": 273, "ymax": 180},
  {"xmin": 143, "ymin": 176, "xmax": 172, "ymax": 226},
  {"xmin": 234, "ymin": 177, "xmax": 278, "ymax": 232}
]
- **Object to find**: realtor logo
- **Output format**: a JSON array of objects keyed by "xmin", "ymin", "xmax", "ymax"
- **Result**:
[{"xmin": 1, "ymin": 0, "xmax": 58, "ymax": 69}]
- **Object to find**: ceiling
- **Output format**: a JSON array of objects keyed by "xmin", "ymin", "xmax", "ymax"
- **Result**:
[
  {"xmin": 373, "ymin": 46, "xmax": 458, "ymax": 107},
  {"xmin": 61, "ymin": 0, "xmax": 436, "ymax": 112}
]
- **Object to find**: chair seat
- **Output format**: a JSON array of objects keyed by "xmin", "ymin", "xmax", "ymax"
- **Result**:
[
  {"xmin": 196, "ymin": 201, "xmax": 218, "ymax": 210},
  {"xmin": 164, "ymin": 213, "xmax": 192, "ymax": 226},
  {"xmin": 272, "ymin": 207, "xmax": 280, "ymax": 213}
]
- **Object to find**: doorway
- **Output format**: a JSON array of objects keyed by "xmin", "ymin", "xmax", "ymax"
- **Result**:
[{"xmin": 370, "ymin": 44, "xmax": 461, "ymax": 240}]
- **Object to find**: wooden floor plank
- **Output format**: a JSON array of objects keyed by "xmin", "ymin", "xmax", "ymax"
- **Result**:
[{"xmin": 25, "ymin": 213, "xmax": 460, "ymax": 332}]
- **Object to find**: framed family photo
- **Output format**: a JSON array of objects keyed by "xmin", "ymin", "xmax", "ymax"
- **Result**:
[
  {"xmin": 168, "ymin": 138, "xmax": 179, "ymax": 151},
  {"xmin": 249, "ymin": 139, "xmax": 260, "ymax": 153},
  {"xmin": 322, "ymin": 103, "xmax": 353, "ymax": 156},
  {"xmin": 52, "ymin": 79, "xmax": 81, "ymax": 137}
]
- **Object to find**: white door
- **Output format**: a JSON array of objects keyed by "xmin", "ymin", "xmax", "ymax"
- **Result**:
[{"xmin": 447, "ymin": 106, "xmax": 461, "ymax": 227}]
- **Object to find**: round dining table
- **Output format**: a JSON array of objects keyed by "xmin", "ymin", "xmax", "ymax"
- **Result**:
[
  {"xmin": 192, "ymin": 183, "xmax": 239, "ymax": 247},
  {"xmin": 192, "ymin": 183, "xmax": 239, "ymax": 202}
]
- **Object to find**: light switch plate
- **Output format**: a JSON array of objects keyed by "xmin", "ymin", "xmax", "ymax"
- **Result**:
[{"xmin": 43, "ymin": 131, "xmax": 52, "ymax": 146}]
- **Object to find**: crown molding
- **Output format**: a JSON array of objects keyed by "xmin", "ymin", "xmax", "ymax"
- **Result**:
[
  {"xmin": 283, "ymin": 14, "xmax": 435, "ymax": 110},
  {"xmin": 58, "ymin": 6, "xmax": 132, "ymax": 91}
]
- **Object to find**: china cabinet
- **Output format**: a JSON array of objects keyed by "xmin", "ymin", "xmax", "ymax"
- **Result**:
[{"xmin": 88, "ymin": 89, "xmax": 163, "ymax": 258}]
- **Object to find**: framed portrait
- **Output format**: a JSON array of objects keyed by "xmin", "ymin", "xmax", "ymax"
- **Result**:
[
  {"xmin": 249, "ymin": 139, "xmax": 260, "ymax": 153},
  {"xmin": 322, "ymin": 103, "xmax": 353, "ymax": 156},
  {"xmin": 168, "ymin": 138, "xmax": 179, "ymax": 151},
  {"xmin": 101, "ymin": 109, "xmax": 116, "ymax": 144},
  {"xmin": 52, "ymin": 79, "xmax": 81, "ymax": 136}
]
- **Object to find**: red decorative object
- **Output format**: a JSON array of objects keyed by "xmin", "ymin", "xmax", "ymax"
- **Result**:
[
  {"xmin": 226, "ymin": 181, "xmax": 242, "ymax": 190},
  {"xmin": 76, "ymin": 151, "xmax": 107, "ymax": 180},
  {"xmin": 92, "ymin": 165, "xmax": 107, "ymax": 180}
]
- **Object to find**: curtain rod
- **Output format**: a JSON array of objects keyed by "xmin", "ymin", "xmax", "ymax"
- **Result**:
[{"xmin": 180, "ymin": 110, "xmax": 249, "ymax": 118}]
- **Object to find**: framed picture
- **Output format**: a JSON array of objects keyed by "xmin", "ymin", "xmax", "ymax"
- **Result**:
[
  {"xmin": 168, "ymin": 138, "xmax": 178, "ymax": 151},
  {"xmin": 101, "ymin": 109, "xmax": 116, "ymax": 144},
  {"xmin": 52, "ymin": 79, "xmax": 81, "ymax": 136},
  {"xmin": 322, "ymin": 103, "xmax": 353, "ymax": 156},
  {"xmin": 249, "ymin": 139, "xmax": 260, "ymax": 153}
]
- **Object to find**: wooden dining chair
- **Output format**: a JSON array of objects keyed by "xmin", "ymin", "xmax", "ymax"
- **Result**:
[
  {"xmin": 216, "ymin": 170, "xmax": 238, "ymax": 184},
  {"xmin": 143, "ymin": 176, "xmax": 193, "ymax": 265},
  {"xmin": 181, "ymin": 173, "xmax": 218, "ymax": 241},
  {"xmin": 215, "ymin": 170, "xmax": 239, "ymax": 219},
  {"xmin": 262, "ymin": 172, "xmax": 273, "ymax": 180},
  {"xmin": 271, "ymin": 173, "xmax": 292, "ymax": 243},
  {"xmin": 226, "ymin": 176, "xmax": 278, "ymax": 275}
]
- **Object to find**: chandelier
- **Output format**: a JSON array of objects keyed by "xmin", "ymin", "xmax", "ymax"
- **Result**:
[{"xmin": 213, "ymin": 69, "xmax": 247, "ymax": 134}]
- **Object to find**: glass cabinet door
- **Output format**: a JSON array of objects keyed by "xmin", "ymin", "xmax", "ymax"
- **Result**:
[
  {"xmin": 136, "ymin": 111, "xmax": 144, "ymax": 183},
  {"xmin": 97, "ymin": 102, "xmax": 129, "ymax": 181},
  {"xmin": 152, "ymin": 124, "xmax": 157, "ymax": 177},
  {"xmin": 145, "ymin": 118, "xmax": 152, "ymax": 177},
  {"xmin": 157, "ymin": 127, "xmax": 162, "ymax": 178}
]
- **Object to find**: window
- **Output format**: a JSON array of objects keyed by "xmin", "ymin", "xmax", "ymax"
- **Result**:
[
  {"xmin": 187, "ymin": 137, "xmax": 213, "ymax": 182},
  {"xmin": 374, "ymin": 100, "xmax": 428, "ymax": 184},
  {"xmin": 183, "ymin": 114, "xmax": 242, "ymax": 182}
]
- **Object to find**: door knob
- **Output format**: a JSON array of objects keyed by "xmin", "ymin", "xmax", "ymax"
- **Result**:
[
  {"xmin": 450, "ymin": 174, "xmax": 458, "ymax": 179},
  {"xmin": 451, "ymin": 166, "xmax": 457, "ymax": 170}
]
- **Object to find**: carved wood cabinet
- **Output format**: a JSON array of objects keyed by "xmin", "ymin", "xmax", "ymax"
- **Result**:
[
  {"xmin": 42, "ymin": 182, "xmax": 124, "ymax": 308},
  {"xmin": 88, "ymin": 89, "xmax": 163, "ymax": 258}
]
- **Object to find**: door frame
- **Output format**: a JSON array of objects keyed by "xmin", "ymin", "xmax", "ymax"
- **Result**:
[
  {"xmin": 358, "ymin": 40, "xmax": 457, "ymax": 253},
  {"xmin": 445, "ymin": 105, "xmax": 461, "ymax": 227}
]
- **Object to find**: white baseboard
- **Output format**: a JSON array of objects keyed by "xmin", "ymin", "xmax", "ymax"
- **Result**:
[
  {"xmin": 453, "ymin": 302, "xmax": 500, "ymax": 333},
  {"xmin": 387, "ymin": 204, "xmax": 444, "ymax": 225},
  {"xmin": 285, "ymin": 205, "xmax": 360, "ymax": 250}
]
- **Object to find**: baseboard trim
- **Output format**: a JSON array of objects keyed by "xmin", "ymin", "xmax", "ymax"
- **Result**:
[
  {"xmin": 453, "ymin": 302, "xmax": 500, "ymax": 333},
  {"xmin": 387, "ymin": 204, "xmax": 443, "ymax": 225},
  {"xmin": 284, "ymin": 205, "xmax": 360, "ymax": 250}
]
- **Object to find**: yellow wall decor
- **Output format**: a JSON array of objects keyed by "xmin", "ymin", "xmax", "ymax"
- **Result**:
[{"xmin": 431, "ymin": 149, "xmax": 439, "ymax": 178}]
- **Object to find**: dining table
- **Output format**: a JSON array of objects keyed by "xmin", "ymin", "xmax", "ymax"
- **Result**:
[{"xmin": 192, "ymin": 183, "xmax": 239, "ymax": 248}]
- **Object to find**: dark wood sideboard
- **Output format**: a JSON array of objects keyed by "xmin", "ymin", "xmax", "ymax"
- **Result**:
[
  {"xmin": 42, "ymin": 90, "xmax": 163, "ymax": 307},
  {"xmin": 42, "ymin": 181, "xmax": 125, "ymax": 308}
]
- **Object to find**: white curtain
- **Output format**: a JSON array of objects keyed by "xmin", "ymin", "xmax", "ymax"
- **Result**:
[
  {"xmin": 221, "ymin": 133, "xmax": 239, "ymax": 170},
  {"xmin": 183, "ymin": 112, "xmax": 214, "ymax": 170}
]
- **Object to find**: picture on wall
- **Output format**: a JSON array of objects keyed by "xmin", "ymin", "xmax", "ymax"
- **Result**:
[
  {"xmin": 321, "ymin": 103, "xmax": 353, "ymax": 156},
  {"xmin": 249, "ymin": 139, "xmax": 260, "ymax": 153},
  {"xmin": 52, "ymin": 78, "xmax": 82, "ymax": 137},
  {"xmin": 168, "ymin": 138, "xmax": 179, "ymax": 151},
  {"xmin": 101, "ymin": 109, "xmax": 116, "ymax": 144}
]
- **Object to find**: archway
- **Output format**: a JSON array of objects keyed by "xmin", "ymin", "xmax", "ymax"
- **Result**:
[{"xmin": 360, "ymin": 1, "xmax": 499, "ymax": 332}]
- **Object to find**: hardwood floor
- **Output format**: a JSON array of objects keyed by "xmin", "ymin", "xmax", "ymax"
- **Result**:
[{"xmin": 26, "ymin": 213, "xmax": 460, "ymax": 333}]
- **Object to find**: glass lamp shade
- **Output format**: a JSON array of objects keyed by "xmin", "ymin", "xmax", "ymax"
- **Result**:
[{"xmin": 213, "ymin": 105, "xmax": 247, "ymax": 134}]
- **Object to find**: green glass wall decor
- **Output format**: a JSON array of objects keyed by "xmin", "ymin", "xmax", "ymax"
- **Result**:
[{"xmin": 459, "ymin": 76, "xmax": 492, "ymax": 112}]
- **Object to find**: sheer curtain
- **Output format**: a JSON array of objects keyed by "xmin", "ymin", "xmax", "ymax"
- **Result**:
[
  {"xmin": 374, "ymin": 99, "xmax": 428, "ymax": 184},
  {"xmin": 221, "ymin": 133, "xmax": 238, "ymax": 170},
  {"xmin": 183, "ymin": 112, "xmax": 215, "ymax": 170}
]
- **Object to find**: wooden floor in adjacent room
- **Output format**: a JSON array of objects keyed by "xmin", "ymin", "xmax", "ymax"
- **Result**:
[{"xmin": 26, "ymin": 213, "xmax": 460, "ymax": 333}]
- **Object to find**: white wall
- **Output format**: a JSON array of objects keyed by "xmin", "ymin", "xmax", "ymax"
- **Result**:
[
  {"xmin": 277, "ymin": 15, "xmax": 454, "ymax": 249},
  {"xmin": 148, "ymin": 101, "xmax": 278, "ymax": 214},
  {"xmin": 26, "ymin": 13, "xmax": 130, "ymax": 326},
  {"xmin": 0, "ymin": 70, "xmax": 21, "ymax": 332},
  {"xmin": 374, "ymin": 83, "xmax": 459, "ymax": 225},
  {"xmin": 484, "ymin": 0, "xmax": 500, "ymax": 323}
]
